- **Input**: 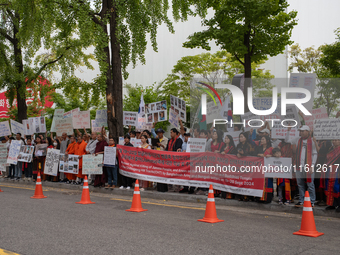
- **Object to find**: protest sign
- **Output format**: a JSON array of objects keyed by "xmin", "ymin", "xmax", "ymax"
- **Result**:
[
  {"xmin": 117, "ymin": 145, "xmax": 265, "ymax": 197},
  {"xmin": 73, "ymin": 111, "xmax": 91, "ymax": 129},
  {"xmin": 51, "ymin": 109, "xmax": 65, "ymax": 132},
  {"xmin": 7, "ymin": 140, "xmax": 21, "ymax": 165},
  {"xmin": 281, "ymin": 105, "xmax": 301, "ymax": 127},
  {"xmin": 289, "ymin": 73, "xmax": 316, "ymax": 110},
  {"xmin": 55, "ymin": 118, "xmax": 73, "ymax": 136},
  {"xmin": 104, "ymin": 146, "xmax": 116, "ymax": 165},
  {"xmin": 18, "ymin": 145, "xmax": 34, "ymax": 163},
  {"xmin": 29, "ymin": 117, "xmax": 46, "ymax": 133},
  {"xmin": 251, "ymin": 97, "xmax": 282, "ymax": 120},
  {"xmin": 10, "ymin": 119, "xmax": 25, "ymax": 135},
  {"xmin": 0, "ymin": 121, "xmax": 11, "ymax": 137},
  {"xmin": 59, "ymin": 154, "xmax": 79, "ymax": 174},
  {"xmin": 241, "ymin": 112, "xmax": 263, "ymax": 132},
  {"xmin": 271, "ymin": 126, "xmax": 299, "ymax": 139},
  {"xmin": 123, "ymin": 111, "xmax": 138, "ymax": 126},
  {"xmin": 313, "ymin": 118, "xmax": 340, "ymax": 140},
  {"xmin": 35, "ymin": 144, "xmax": 48, "ymax": 157},
  {"xmin": 22, "ymin": 119, "xmax": 35, "ymax": 135},
  {"xmin": 170, "ymin": 95, "xmax": 186, "ymax": 122},
  {"xmin": 82, "ymin": 154, "xmax": 103, "ymax": 175},
  {"xmin": 44, "ymin": 148, "xmax": 60, "ymax": 176},
  {"xmin": 186, "ymin": 138, "xmax": 206, "ymax": 152},
  {"xmin": 223, "ymin": 131, "xmax": 242, "ymax": 146},
  {"xmin": 119, "ymin": 137, "xmax": 124, "ymax": 145},
  {"xmin": 206, "ymin": 99, "xmax": 223, "ymax": 124},
  {"xmin": 0, "ymin": 144, "xmax": 9, "ymax": 171},
  {"xmin": 91, "ymin": 120, "xmax": 102, "ymax": 133},
  {"xmin": 63, "ymin": 108, "xmax": 80, "ymax": 119},
  {"xmin": 304, "ymin": 107, "xmax": 328, "ymax": 129},
  {"xmin": 145, "ymin": 100, "xmax": 167, "ymax": 123},
  {"xmin": 95, "ymin": 109, "xmax": 108, "ymax": 127},
  {"xmin": 264, "ymin": 157, "xmax": 292, "ymax": 178},
  {"xmin": 169, "ymin": 109, "xmax": 179, "ymax": 129}
]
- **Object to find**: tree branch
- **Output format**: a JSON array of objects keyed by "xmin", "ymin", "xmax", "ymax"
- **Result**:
[
  {"xmin": 0, "ymin": 27, "xmax": 14, "ymax": 44},
  {"xmin": 234, "ymin": 54, "xmax": 244, "ymax": 66},
  {"xmin": 27, "ymin": 46, "xmax": 71, "ymax": 84}
]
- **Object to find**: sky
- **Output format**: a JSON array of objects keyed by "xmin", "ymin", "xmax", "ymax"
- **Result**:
[{"xmin": 70, "ymin": 0, "xmax": 340, "ymax": 90}]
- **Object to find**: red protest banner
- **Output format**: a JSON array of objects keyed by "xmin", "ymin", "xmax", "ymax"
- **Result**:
[{"xmin": 117, "ymin": 145, "xmax": 265, "ymax": 197}]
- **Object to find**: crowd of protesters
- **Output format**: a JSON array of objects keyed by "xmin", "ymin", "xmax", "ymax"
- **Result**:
[{"xmin": 1, "ymin": 115, "xmax": 340, "ymax": 212}]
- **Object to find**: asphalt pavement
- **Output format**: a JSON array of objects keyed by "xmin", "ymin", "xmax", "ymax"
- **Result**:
[{"xmin": 0, "ymin": 184, "xmax": 340, "ymax": 255}]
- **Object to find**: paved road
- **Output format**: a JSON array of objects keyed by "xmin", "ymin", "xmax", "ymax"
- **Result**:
[{"xmin": 1, "ymin": 184, "xmax": 339, "ymax": 255}]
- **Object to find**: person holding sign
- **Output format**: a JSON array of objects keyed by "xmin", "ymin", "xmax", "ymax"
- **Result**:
[
  {"xmin": 285, "ymin": 125, "xmax": 319, "ymax": 208},
  {"xmin": 324, "ymin": 139, "xmax": 340, "ymax": 212},
  {"xmin": 105, "ymin": 138, "xmax": 118, "ymax": 189},
  {"xmin": 94, "ymin": 134, "xmax": 108, "ymax": 188},
  {"xmin": 14, "ymin": 133, "xmax": 25, "ymax": 180},
  {"xmin": 74, "ymin": 134, "xmax": 88, "ymax": 184},
  {"xmin": 65, "ymin": 135, "xmax": 77, "ymax": 184}
]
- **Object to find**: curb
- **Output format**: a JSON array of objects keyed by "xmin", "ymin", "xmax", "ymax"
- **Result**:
[{"xmin": 1, "ymin": 178, "xmax": 339, "ymax": 218}]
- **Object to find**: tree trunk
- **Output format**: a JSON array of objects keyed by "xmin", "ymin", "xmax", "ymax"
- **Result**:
[
  {"xmin": 106, "ymin": 1, "xmax": 124, "ymax": 141},
  {"xmin": 243, "ymin": 53, "xmax": 251, "ymax": 113},
  {"xmin": 13, "ymin": 11, "xmax": 27, "ymax": 122}
]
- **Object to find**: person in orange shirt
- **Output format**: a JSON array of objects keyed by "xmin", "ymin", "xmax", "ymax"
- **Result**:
[
  {"xmin": 65, "ymin": 135, "xmax": 76, "ymax": 184},
  {"xmin": 74, "ymin": 134, "xmax": 87, "ymax": 184}
]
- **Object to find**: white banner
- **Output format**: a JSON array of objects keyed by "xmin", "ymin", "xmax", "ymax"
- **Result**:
[
  {"xmin": 313, "ymin": 118, "xmax": 340, "ymax": 140},
  {"xmin": 104, "ymin": 146, "xmax": 116, "ymax": 165},
  {"xmin": 170, "ymin": 95, "xmax": 186, "ymax": 122},
  {"xmin": 169, "ymin": 109, "xmax": 179, "ymax": 129},
  {"xmin": 0, "ymin": 144, "xmax": 9, "ymax": 171},
  {"xmin": 63, "ymin": 108, "xmax": 80, "ymax": 119},
  {"xmin": 22, "ymin": 119, "xmax": 35, "ymax": 135},
  {"xmin": 73, "ymin": 111, "xmax": 91, "ymax": 129},
  {"xmin": 82, "ymin": 154, "xmax": 103, "ymax": 175},
  {"xmin": 0, "ymin": 121, "xmax": 11, "ymax": 137},
  {"xmin": 44, "ymin": 148, "xmax": 60, "ymax": 176},
  {"xmin": 123, "ymin": 111, "xmax": 138, "ymax": 126},
  {"xmin": 95, "ymin": 109, "xmax": 108, "ymax": 127},
  {"xmin": 264, "ymin": 157, "xmax": 292, "ymax": 178},
  {"xmin": 10, "ymin": 119, "xmax": 25, "ymax": 135},
  {"xmin": 51, "ymin": 109, "xmax": 65, "ymax": 132},
  {"xmin": 55, "ymin": 118, "xmax": 73, "ymax": 136},
  {"xmin": 186, "ymin": 138, "xmax": 206, "ymax": 152},
  {"xmin": 289, "ymin": 73, "xmax": 316, "ymax": 110},
  {"xmin": 59, "ymin": 154, "xmax": 79, "ymax": 174},
  {"xmin": 304, "ymin": 107, "xmax": 328, "ymax": 129},
  {"xmin": 7, "ymin": 140, "xmax": 21, "ymax": 165},
  {"xmin": 18, "ymin": 145, "xmax": 34, "ymax": 163}
]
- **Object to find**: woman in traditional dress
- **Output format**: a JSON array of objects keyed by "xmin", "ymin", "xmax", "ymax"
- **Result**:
[{"xmin": 138, "ymin": 135, "xmax": 151, "ymax": 191}]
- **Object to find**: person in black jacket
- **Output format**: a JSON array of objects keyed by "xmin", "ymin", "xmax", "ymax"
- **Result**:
[
  {"xmin": 166, "ymin": 128, "xmax": 183, "ymax": 151},
  {"xmin": 119, "ymin": 134, "xmax": 134, "ymax": 189}
]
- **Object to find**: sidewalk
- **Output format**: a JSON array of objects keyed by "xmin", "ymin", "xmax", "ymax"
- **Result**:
[{"xmin": 1, "ymin": 178, "xmax": 339, "ymax": 218}]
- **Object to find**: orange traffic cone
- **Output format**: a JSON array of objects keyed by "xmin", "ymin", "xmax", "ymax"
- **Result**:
[
  {"xmin": 31, "ymin": 172, "xmax": 47, "ymax": 199},
  {"xmin": 126, "ymin": 180, "xmax": 147, "ymax": 212},
  {"xmin": 0, "ymin": 187, "xmax": 3, "ymax": 192},
  {"xmin": 198, "ymin": 185, "xmax": 224, "ymax": 223},
  {"xmin": 293, "ymin": 191, "xmax": 324, "ymax": 237},
  {"xmin": 76, "ymin": 176, "xmax": 95, "ymax": 204}
]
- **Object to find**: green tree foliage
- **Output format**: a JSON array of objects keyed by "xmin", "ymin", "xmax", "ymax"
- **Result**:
[
  {"xmin": 44, "ymin": 77, "xmax": 106, "ymax": 131},
  {"xmin": 182, "ymin": 0, "xmax": 297, "ymax": 111},
  {"xmin": 0, "ymin": 0, "xmax": 94, "ymax": 121},
  {"xmin": 158, "ymin": 50, "xmax": 274, "ymax": 112},
  {"xmin": 288, "ymin": 43, "xmax": 340, "ymax": 115},
  {"xmin": 319, "ymin": 28, "xmax": 340, "ymax": 77}
]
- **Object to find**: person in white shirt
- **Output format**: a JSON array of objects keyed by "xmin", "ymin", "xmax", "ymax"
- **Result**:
[
  {"xmin": 285, "ymin": 125, "xmax": 319, "ymax": 207},
  {"xmin": 14, "ymin": 133, "xmax": 25, "ymax": 180}
]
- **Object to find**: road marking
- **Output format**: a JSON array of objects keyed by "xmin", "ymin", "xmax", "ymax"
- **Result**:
[
  {"xmin": 0, "ymin": 185, "xmax": 49, "ymax": 191},
  {"xmin": 111, "ymin": 198, "xmax": 205, "ymax": 210},
  {"xmin": 0, "ymin": 248, "xmax": 20, "ymax": 255}
]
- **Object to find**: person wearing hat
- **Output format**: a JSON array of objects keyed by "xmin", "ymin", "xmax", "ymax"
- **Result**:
[
  {"xmin": 285, "ymin": 125, "xmax": 319, "ymax": 207},
  {"xmin": 153, "ymin": 128, "xmax": 168, "ymax": 151}
]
